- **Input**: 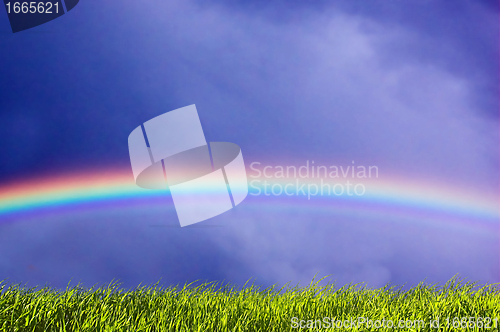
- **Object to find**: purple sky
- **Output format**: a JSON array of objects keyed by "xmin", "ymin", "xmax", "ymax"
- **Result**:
[{"xmin": 0, "ymin": 0, "xmax": 498, "ymax": 290}]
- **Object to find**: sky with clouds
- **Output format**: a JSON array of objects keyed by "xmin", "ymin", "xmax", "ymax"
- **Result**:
[{"xmin": 0, "ymin": 0, "xmax": 498, "ymax": 290}]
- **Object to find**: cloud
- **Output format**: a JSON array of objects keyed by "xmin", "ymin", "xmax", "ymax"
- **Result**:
[
  {"xmin": 0, "ymin": 0, "xmax": 497, "ymax": 290},
  {"xmin": 212, "ymin": 203, "xmax": 498, "ymax": 288},
  {"xmin": 1, "ymin": 202, "xmax": 496, "ymax": 290},
  {"xmin": 127, "ymin": 0, "xmax": 497, "ymax": 193}
]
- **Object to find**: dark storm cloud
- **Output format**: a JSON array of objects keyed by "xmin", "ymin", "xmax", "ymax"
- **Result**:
[
  {"xmin": 0, "ymin": 0, "xmax": 497, "ymax": 181},
  {"xmin": 0, "ymin": 0, "xmax": 497, "ymax": 290}
]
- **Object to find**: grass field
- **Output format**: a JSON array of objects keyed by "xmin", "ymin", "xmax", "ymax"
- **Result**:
[{"xmin": 0, "ymin": 276, "xmax": 498, "ymax": 331}]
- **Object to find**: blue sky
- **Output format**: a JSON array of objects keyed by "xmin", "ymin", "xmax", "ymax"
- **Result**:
[{"xmin": 0, "ymin": 0, "xmax": 498, "ymax": 290}]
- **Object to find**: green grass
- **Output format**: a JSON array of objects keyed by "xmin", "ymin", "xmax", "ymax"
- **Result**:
[{"xmin": 0, "ymin": 276, "xmax": 498, "ymax": 331}]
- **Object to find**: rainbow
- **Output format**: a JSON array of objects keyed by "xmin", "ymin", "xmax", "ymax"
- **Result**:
[
  {"xmin": 0, "ymin": 168, "xmax": 498, "ymax": 226},
  {"xmin": 0, "ymin": 169, "xmax": 157, "ymax": 217}
]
